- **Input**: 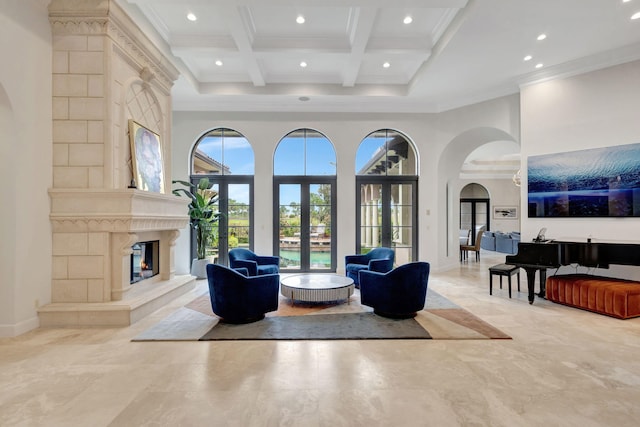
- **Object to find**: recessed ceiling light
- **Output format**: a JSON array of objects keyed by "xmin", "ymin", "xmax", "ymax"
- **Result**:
[
  {"xmin": 632, "ymin": 11, "xmax": 640, "ymax": 19},
  {"xmin": 300, "ymin": 61, "xmax": 307, "ymax": 68},
  {"xmin": 187, "ymin": 12, "xmax": 197, "ymax": 22},
  {"xmin": 535, "ymin": 63, "xmax": 544, "ymax": 69},
  {"xmin": 523, "ymin": 55, "xmax": 532, "ymax": 61},
  {"xmin": 537, "ymin": 33, "xmax": 547, "ymax": 41},
  {"xmin": 296, "ymin": 15, "xmax": 305, "ymax": 24},
  {"xmin": 623, "ymin": 0, "xmax": 632, "ymax": 3},
  {"xmin": 383, "ymin": 62, "xmax": 391, "ymax": 68},
  {"xmin": 403, "ymin": 16, "xmax": 413, "ymax": 24},
  {"xmin": 215, "ymin": 60, "xmax": 223, "ymax": 66}
]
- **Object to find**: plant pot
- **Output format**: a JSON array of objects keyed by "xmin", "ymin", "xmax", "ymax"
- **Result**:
[{"xmin": 191, "ymin": 257, "xmax": 214, "ymax": 279}]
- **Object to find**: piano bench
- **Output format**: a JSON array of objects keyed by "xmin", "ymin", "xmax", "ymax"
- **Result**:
[
  {"xmin": 489, "ymin": 264, "xmax": 521, "ymax": 298},
  {"xmin": 546, "ymin": 274, "xmax": 640, "ymax": 319}
]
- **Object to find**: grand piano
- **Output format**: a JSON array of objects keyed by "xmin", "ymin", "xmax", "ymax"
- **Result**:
[{"xmin": 505, "ymin": 240, "xmax": 640, "ymax": 304}]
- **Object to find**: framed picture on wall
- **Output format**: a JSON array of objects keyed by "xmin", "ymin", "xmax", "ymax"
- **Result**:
[
  {"xmin": 527, "ymin": 142, "xmax": 640, "ymax": 217},
  {"xmin": 129, "ymin": 120, "xmax": 164, "ymax": 193},
  {"xmin": 493, "ymin": 206, "xmax": 518, "ymax": 219}
]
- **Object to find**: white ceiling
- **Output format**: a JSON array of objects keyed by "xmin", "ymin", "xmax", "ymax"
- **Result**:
[{"xmin": 121, "ymin": 0, "xmax": 640, "ymax": 113}]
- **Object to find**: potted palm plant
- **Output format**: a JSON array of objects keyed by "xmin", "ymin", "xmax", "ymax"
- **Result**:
[{"xmin": 172, "ymin": 178, "xmax": 220, "ymax": 278}]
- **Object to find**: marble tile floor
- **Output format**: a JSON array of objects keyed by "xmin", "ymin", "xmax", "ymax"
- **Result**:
[{"xmin": 2, "ymin": 251, "xmax": 640, "ymax": 427}]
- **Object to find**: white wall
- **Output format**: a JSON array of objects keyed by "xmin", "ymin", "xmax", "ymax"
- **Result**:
[
  {"xmin": 0, "ymin": 1, "xmax": 53, "ymax": 336},
  {"xmin": 521, "ymin": 60, "xmax": 640, "ymax": 279},
  {"xmin": 172, "ymin": 112, "xmax": 438, "ymax": 274},
  {"xmin": 435, "ymin": 95, "xmax": 521, "ymax": 270},
  {"xmin": 172, "ymin": 96, "xmax": 521, "ymax": 274}
]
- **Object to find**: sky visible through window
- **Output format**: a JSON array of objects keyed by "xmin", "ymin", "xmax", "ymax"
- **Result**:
[
  {"xmin": 195, "ymin": 129, "xmax": 409, "ymax": 205},
  {"xmin": 275, "ymin": 133, "xmax": 336, "ymax": 206},
  {"xmin": 197, "ymin": 135, "xmax": 254, "ymax": 175}
]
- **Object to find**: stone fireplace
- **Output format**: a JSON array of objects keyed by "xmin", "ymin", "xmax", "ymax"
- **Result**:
[{"xmin": 39, "ymin": 0, "xmax": 195, "ymax": 327}]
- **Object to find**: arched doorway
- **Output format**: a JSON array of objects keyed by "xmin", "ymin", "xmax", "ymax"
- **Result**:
[{"xmin": 438, "ymin": 127, "xmax": 520, "ymax": 260}]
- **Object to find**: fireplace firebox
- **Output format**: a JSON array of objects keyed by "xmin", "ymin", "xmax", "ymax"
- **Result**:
[{"xmin": 131, "ymin": 240, "xmax": 159, "ymax": 284}]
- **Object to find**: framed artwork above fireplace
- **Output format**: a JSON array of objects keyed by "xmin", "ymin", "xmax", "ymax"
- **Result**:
[{"xmin": 129, "ymin": 120, "xmax": 165, "ymax": 193}]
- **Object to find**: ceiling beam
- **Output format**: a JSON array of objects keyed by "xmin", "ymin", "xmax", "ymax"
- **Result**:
[
  {"xmin": 218, "ymin": 1, "xmax": 266, "ymax": 86},
  {"xmin": 342, "ymin": 7, "xmax": 377, "ymax": 87}
]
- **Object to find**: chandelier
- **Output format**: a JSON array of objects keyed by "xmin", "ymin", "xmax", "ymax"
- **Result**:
[{"xmin": 512, "ymin": 169, "xmax": 521, "ymax": 187}]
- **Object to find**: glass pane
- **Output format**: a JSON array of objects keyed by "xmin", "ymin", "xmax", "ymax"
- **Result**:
[
  {"xmin": 357, "ymin": 130, "xmax": 416, "ymax": 176},
  {"xmin": 310, "ymin": 183, "xmax": 331, "ymax": 269},
  {"xmin": 360, "ymin": 226, "xmax": 382, "ymax": 252},
  {"xmin": 194, "ymin": 135, "xmax": 223, "ymax": 175},
  {"xmin": 204, "ymin": 182, "xmax": 220, "ymax": 261},
  {"xmin": 386, "ymin": 134, "xmax": 415, "ymax": 176},
  {"xmin": 360, "ymin": 183, "xmax": 382, "ymax": 248},
  {"xmin": 223, "ymin": 133, "xmax": 254, "ymax": 175},
  {"xmin": 279, "ymin": 184, "xmax": 301, "ymax": 269},
  {"xmin": 476, "ymin": 202, "xmax": 488, "ymax": 233},
  {"xmin": 193, "ymin": 129, "xmax": 254, "ymax": 175},
  {"xmin": 306, "ymin": 135, "xmax": 336, "ymax": 175},
  {"xmin": 460, "ymin": 202, "xmax": 472, "ymax": 230},
  {"xmin": 276, "ymin": 129, "xmax": 336, "ymax": 176},
  {"xmin": 274, "ymin": 137, "xmax": 304, "ymax": 175},
  {"xmin": 356, "ymin": 132, "xmax": 386, "ymax": 175},
  {"xmin": 228, "ymin": 184, "xmax": 250, "ymax": 250},
  {"xmin": 393, "ymin": 228, "xmax": 412, "ymax": 246},
  {"xmin": 393, "ymin": 231, "xmax": 413, "ymax": 264},
  {"xmin": 391, "ymin": 183, "xmax": 413, "ymax": 263},
  {"xmin": 391, "ymin": 183, "xmax": 412, "ymax": 224}
]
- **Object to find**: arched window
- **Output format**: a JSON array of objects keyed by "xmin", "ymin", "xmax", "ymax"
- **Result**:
[
  {"xmin": 273, "ymin": 129, "xmax": 337, "ymax": 272},
  {"xmin": 190, "ymin": 128, "xmax": 254, "ymax": 265},
  {"xmin": 274, "ymin": 128, "xmax": 336, "ymax": 175},
  {"xmin": 193, "ymin": 128, "xmax": 254, "ymax": 175},
  {"xmin": 355, "ymin": 129, "xmax": 418, "ymax": 264},
  {"xmin": 356, "ymin": 129, "xmax": 416, "ymax": 176}
]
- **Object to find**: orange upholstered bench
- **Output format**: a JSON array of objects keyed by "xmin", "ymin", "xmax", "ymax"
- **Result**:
[{"xmin": 546, "ymin": 274, "xmax": 640, "ymax": 319}]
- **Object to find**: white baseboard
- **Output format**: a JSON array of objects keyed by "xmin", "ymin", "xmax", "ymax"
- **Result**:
[{"xmin": 0, "ymin": 315, "xmax": 40, "ymax": 338}]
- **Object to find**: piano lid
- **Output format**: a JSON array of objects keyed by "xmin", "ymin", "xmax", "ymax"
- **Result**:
[
  {"xmin": 505, "ymin": 242, "xmax": 561, "ymax": 268},
  {"xmin": 506, "ymin": 240, "xmax": 640, "ymax": 269}
]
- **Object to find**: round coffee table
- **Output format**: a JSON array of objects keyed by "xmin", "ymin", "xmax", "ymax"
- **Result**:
[{"xmin": 280, "ymin": 274, "xmax": 354, "ymax": 304}]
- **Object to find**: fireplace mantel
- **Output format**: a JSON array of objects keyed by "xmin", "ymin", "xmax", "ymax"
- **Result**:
[{"xmin": 49, "ymin": 188, "xmax": 190, "ymax": 232}]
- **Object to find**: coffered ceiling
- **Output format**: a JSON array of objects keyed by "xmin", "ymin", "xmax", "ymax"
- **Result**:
[{"xmin": 120, "ymin": 0, "xmax": 640, "ymax": 113}]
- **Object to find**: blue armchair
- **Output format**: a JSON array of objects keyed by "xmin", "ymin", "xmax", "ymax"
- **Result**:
[
  {"xmin": 228, "ymin": 248, "xmax": 279, "ymax": 276},
  {"xmin": 359, "ymin": 262, "xmax": 431, "ymax": 319},
  {"xmin": 206, "ymin": 264, "xmax": 279, "ymax": 324},
  {"xmin": 345, "ymin": 247, "xmax": 395, "ymax": 288}
]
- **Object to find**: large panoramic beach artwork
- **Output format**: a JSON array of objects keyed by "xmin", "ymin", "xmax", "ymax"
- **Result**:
[{"xmin": 527, "ymin": 143, "xmax": 640, "ymax": 218}]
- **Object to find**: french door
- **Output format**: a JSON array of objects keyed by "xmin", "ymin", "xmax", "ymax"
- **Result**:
[
  {"xmin": 460, "ymin": 198, "xmax": 489, "ymax": 245},
  {"xmin": 356, "ymin": 177, "xmax": 418, "ymax": 265},
  {"xmin": 191, "ymin": 176, "xmax": 253, "ymax": 266},
  {"xmin": 274, "ymin": 177, "xmax": 336, "ymax": 272}
]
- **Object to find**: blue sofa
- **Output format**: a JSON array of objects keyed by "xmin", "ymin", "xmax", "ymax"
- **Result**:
[
  {"xmin": 495, "ymin": 232, "xmax": 520, "ymax": 254},
  {"xmin": 480, "ymin": 231, "xmax": 496, "ymax": 251},
  {"xmin": 359, "ymin": 262, "xmax": 430, "ymax": 318},
  {"xmin": 206, "ymin": 264, "xmax": 279, "ymax": 323},
  {"xmin": 345, "ymin": 247, "xmax": 395, "ymax": 288}
]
